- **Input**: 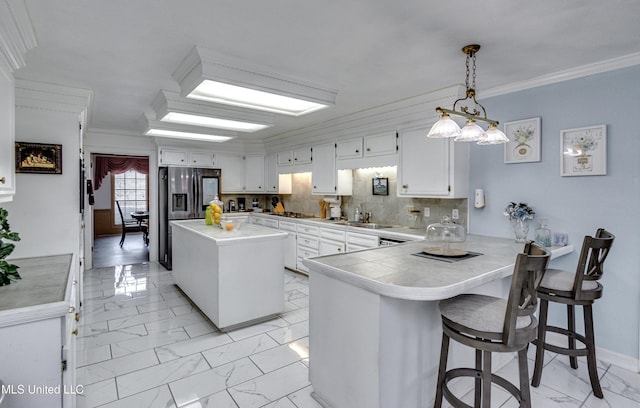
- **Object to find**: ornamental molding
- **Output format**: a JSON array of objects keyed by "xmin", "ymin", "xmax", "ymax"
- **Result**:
[
  {"xmin": 0, "ymin": 0, "xmax": 37, "ymax": 74},
  {"xmin": 15, "ymin": 79, "xmax": 93, "ymax": 115}
]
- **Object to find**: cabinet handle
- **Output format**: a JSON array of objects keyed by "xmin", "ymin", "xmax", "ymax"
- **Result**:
[
  {"xmin": 288, "ymin": 158, "xmax": 292, "ymax": 162},
  {"xmin": 73, "ymin": 280, "xmax": 78, "ymax": 285},
  {"xmin": 69, "ymin": 306, "xmax": 75, "ymax": 314},
  {"xmin": 0, "ymin": 177, "xmax": 5, "ymax": 184},
  {"xmin": 72, "ymin": 329, "xmax": 78, "ymax": 336},
  {"xmin": 259, "ymin": 186, "xmax": 262, "ymax": 189},
  {"xmin": 313, "ymin": 185, "xmax": 317, "ymax": 189},
  {"xmin": 75, "ymin": 313, "xmax": 80, "ymax": 322},
  {"xmin": 355, "ymin": 149, "xmax": 359, "ymax": 153},
  {"xmin": 338, "ymin": 248, "xmax": 342, "ymax": 252},
  {"xmin": 193, "ymin": 160, "xmax": 197, "ymax": 163},
  {"xmin": 366, "ymin": 147, "xmax": 371, "ymax": 152},
  {"xmin": 181, "ymin": 159, "xmax": 184, "ymax": 162},
  {"xmin": 272, "ymin": 186, "xmax": 276, "ymax": 189},
  {"xmin": 402, "ymin": 184, "xmax": 408, "ymax": 189},
  {"xmin": 294, "ymin": 157, "xmax": 298, "ymax": 161}
]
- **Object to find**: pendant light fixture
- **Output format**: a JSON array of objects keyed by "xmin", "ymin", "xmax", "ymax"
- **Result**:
[{"xmin": 427, "ymin": 44, "xmax": 508, "ymax": 145}]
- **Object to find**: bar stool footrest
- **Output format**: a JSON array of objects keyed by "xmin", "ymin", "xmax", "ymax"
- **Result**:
[
  {"xmin": 535, "ymin": 325, "xmax": 590, "ymax": 358},
  {"xmin": 442, "ymin": 368, "xmax": 524, "ymax": 408}
]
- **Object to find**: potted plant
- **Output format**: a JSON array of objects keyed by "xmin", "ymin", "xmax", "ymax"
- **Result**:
[{"xmin": 0, "ymin": 208, "xmax": 21, "ymax": 286}]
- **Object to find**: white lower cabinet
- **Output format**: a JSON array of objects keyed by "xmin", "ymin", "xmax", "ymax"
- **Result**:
[
  {"xmin": 279, "ymin": 220, "xmax": 297, "ymax": 270},
  {"xmin": 319, "ymin": 227, "xmax": 346, "ymax": 256},
  {"xmin": 346, "ymin": 231, "xmax": 379, "ymax": 252},
  {"xmin": 296, "ymin": 224, "xmax": 319, "ymax": 273}
]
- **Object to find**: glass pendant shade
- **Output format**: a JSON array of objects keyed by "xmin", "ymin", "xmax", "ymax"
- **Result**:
[
  {"xmin": 427, "ymin": 113, "xmax": 461, "ymax": 138},
  {"xmin": 454, "ymin": 119, "xmax": 485, "ymax": 142},
  {"xmin": 477, "ymin": 123, "xmax": 509, "ymax": 145}
]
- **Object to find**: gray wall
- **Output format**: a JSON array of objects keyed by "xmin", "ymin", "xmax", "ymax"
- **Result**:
[{"xmin": 468, "ymin": 66, "xmax": 640, "ymax": 360}]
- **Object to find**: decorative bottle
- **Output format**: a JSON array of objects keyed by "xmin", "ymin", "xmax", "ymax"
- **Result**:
[{"xmin": 535, "ymin": 219, "xmax": 552, "ymax": 247}]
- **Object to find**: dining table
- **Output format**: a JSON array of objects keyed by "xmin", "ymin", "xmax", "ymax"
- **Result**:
[{"xmin": 130, "ymin": 211, "xmax": 149, "ymax": 244}]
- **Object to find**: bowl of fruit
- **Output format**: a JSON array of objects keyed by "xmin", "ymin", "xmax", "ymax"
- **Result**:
[{"xmin": 220, "ymin": 217, "xmax": 237, "ymax": 231}]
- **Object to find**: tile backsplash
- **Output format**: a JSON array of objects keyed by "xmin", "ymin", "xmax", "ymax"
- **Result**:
[{"xmin": 277, "ymin": 167, "xmax": 468, "ymax": 229}]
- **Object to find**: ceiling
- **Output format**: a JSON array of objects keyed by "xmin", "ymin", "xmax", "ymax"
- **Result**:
[{"xmin": 15, "ymin": 0, "xmax": 640, "ymax": 142}]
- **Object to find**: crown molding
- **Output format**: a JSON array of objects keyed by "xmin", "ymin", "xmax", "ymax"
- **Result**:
[
  {"xmin": 172, "ymin": 46, "xmax": 338, "ymax": 106},
  {"xmin": 482, "ymin": 52, "xmax": 640, "ymax": 99},
  {"xmin": 264, "ymin": 85, "xmax": 464, "ymax": 151},
  {"xmin": 15, "ymin": 79, "xmax": 93, "ymax": 115},
  {"xmin": 0, "ymin": 0, "xmax": 37, "ymax": 74}
]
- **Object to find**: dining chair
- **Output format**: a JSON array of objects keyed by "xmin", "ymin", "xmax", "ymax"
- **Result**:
[
  {"xmin": 434, "ymin": 241, "xmax": 550, "ymax": 408},
  {"xmin": 531, "ymin": 228, "xmax": 614, "ymax": 398},
  {"xmin": 116, "ymin": 201, "xmax": 147, "ymax": 247}
]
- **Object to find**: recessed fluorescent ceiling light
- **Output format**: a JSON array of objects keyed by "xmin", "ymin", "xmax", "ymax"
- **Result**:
[
  {"xmin": 161, "ymin": 111, "xmax": 269, "ymax": 132},
  {"xmin": 188, "ymin": 80, "xmax": 328, "ymax": 116},
  {"xmin": 146, "ymin": 128, "xmax": 233, "ymax": 143}
]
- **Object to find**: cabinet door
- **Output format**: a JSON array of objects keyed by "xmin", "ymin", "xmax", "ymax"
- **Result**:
[
  {"xmin": 364, "ymin": 132, "xmax": 396, "ymax": 157},
  {"xmin": 244, "ymin": 154, "xmax": 265, "ymax": 193},
  {"xmin": 217, "ymin": 153, "xmax": 244, "ymax": 193},
  {"xmin": 160, "ymin": 148, "xmax": 188, "ymax": 166},
  {"xmin": 284, "ymin": 232, "xmax": 297, "ymax": 269},
  {"xmin": 293, "ymin": 147, "xmax": 312, "ymax": 164},
  {"xmin": 311, "ymin": 143, "xmax": 336, "ymax": 195},
  {"xmin": 0, "ymin": 73, "xmax": 15, "ymax": 202},
  {"xmin": 319, "ymin": 239, "xmax": 345, "ymax": 256},
  {"xmin": 265, "ymin": 153, "xmax": 278, "ymax": 193},
  {"xmin": 336, "ymin": 138, "xmax": 363, "ymax": 159},
  {"xmin": 277, "ymin": 150, "xmax": 293, "ymax": 166},
  {"xmin": 190, "ymin": 151, "xmax": 215, "ymax": 167},
  {"xmin": 398, "ymin": 128, "xmax": 450, "ymax": 196}
]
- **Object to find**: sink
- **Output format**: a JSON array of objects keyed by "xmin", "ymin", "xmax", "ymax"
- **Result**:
[{"xmin": 348, "ymin": 222, "xmax": 394, "ymax": 229}]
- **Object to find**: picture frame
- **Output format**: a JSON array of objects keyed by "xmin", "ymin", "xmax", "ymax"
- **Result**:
[
  {"xmin": 15, "ymin": 142, "xmax": 62, "ymax": 174},
  {"xmin": 504, "ymin": 117, "xmax": 541, "ymax": 163},
  {"xmin": 372, "ymin": 177, "xmax": 388, "ymax": 195},
  {"xmin": 560, "ymin": 125, "xmax": 606, "ymax": 176}
]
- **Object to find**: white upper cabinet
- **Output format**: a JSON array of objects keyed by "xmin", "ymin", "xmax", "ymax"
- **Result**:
[
  {"xmin": 312, "ymin": 143, "xmax": 352, "ymax": 196},
  {"xmin": 159, "ymin": 148, "xmax": 215, "ymax": 167},
  {"xmin": 293, "ymin": 147, "xmax": 312, "ymax": 164},
  {"xmin": 397, "ymin": 127, "xmax": 469, "ymax": 198},
  {"xmin": 336, "ymin": 138, "xmax": 363, "ymax": 160},
  {"xmin": 277, "ymin": 150, "xmax": 293, "ymax": 166},
  {"xmin": 265, "ymin": 153, "xmax": 279, "ymax": 193},
  {"xmin": 244, "ymin": 154, "xmax": 265, "ymax": 193},
  {"xmin": 217, "ymin": 153, "xmax": 244, "ymax": 193},
  {"xmin": 364, "ymin": 132, "xmax": 397, "ymax": 157},
  {"xmin": 311, "ymin": 143, "xmax": 336, "ymax": 195},
  {"xmin": 0, "ymin": 71, "xmax": 15, "ymax": 203}
]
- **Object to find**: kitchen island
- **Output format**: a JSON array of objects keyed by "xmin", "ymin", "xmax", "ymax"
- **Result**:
[
  {"xmin": 171, "ymin": 219, "xmax": 287, "ymax": 331},
  {"xmin": 302, "ymin": 235, "xmax": 573, "ymax": 408}
]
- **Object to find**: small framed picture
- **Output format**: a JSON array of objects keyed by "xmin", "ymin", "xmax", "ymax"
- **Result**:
[
  {"xmin": 504, "ymin": 117, "xmax": 541, "ymax": 164},
  {"xmin": 560, "ymin": 125, "xmax": 606, "ymax": 176},
  {"xmin": 372, "ymin": 177, "xmax": 388, "ymax": 195},
  {"xmin": 15, "ymin": 142, "xmax": 62, "ymax": 174}
]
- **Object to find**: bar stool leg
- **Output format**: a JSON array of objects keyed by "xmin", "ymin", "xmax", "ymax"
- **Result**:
[
  {"xmin": 567, "ymin": 304, "xmax": 578, "ymax": 369},
  {"xmin": 518, "ymin": 347, "xmax": 532, "ymax": 408},
  {"xmin": 482, "ymin": 350, "xmax": 491, "ymax": 408},
  {"xmin": 531, "ymin": 298, "xmax": 548, "ymax": 387},
  {"xmin": 584, "ymin": 305, "xmax": 603, "ymax": 398},
  {"xmin": 474, "ymin": 349, "xmax": 482, "ymax": 408},
  {"xmin": 433, "ymin": 333, "xmax": 450, "ymax": 408}
]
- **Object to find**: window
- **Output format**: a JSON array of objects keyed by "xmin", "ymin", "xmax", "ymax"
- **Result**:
[{"xmin": 113, "ymin": 169, "xmax": 148, "ymax": 225}]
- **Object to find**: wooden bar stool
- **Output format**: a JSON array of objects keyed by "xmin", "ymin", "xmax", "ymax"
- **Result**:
[
  {"xmin": 434, "ymin": 242, "xmax": 550, "ymax": 408},
  {"xmin": 531, "ymin": 228, "xmax": 614, "ymax": 399}
]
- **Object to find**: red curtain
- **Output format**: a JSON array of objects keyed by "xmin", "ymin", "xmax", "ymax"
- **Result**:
[{"xmin": 93, "ymin": 155, "xmax": 149, "ymax": 190}]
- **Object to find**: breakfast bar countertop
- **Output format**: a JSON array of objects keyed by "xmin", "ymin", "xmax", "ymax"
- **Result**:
[{"xmin": 303, "ymin": 235, "xmax": 573, "ymax": 301}]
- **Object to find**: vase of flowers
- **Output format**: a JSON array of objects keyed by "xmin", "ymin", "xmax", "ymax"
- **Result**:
[{"xmin": 504, "ymin": 202, "xmax": 535, "ymax": 243}]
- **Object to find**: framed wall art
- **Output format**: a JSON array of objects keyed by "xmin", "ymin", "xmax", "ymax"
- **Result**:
[
  {"xmin": 560, "ymin": 125, "xmax": 606, "ymax": 176},
  {"xmin": 504, "ymin": 117, "xmax": 541, "ymax": 164},
  {"xmin": 15, "ymin": 142, "xmax": 62, "ymax": 174},
  {"xmin": 372, "ymin": 177, "xmax": 388, "ymax": 195}
]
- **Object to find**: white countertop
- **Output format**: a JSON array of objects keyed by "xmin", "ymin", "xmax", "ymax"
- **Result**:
[
  {"xmin": 0, "ymin": 254, "xmax": 74, "ymax": 327},
  {"xmin": 171, "ymin": 219, "xmax": 287, "ymax": 246},
  {"xmin": 302, "ymin": 235, "xmax": 573, "ymax": 301}
]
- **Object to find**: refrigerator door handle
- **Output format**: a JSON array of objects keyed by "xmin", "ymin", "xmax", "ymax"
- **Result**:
[{"xmin": 192, "ymin": 168, "xmax": 199, "ymax": 219}]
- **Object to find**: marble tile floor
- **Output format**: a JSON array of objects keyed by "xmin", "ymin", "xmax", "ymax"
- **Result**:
[
  {"xmin": 92, "ymin": 233, "xmax": 149, "ymax": 268},
  {"xmin": 76, "ymin": 262, "xmax": 640, "ymax": 408}
]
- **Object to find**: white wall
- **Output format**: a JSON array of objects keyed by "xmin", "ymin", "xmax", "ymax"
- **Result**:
[
  {"xmin": 4, "ymin": 98, "xmax": 83, "ymax": 258},
  {"xmin": 468, "ymin": 65, "xmax": 640, "ymax": 365}
]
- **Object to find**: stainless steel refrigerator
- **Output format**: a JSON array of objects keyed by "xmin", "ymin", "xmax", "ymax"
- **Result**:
[{"xmin": 159, "ymin": 166, "xmax": 221, "ymax": 269}]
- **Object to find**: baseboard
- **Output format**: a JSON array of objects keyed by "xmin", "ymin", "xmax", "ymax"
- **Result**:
[{"xmin": 545, "ymin": 332, "xmax": 639, "ymax": 373}]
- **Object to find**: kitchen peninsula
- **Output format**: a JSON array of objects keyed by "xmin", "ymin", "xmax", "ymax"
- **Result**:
[
  {"xmin": 170, "ymin": 220, "xmax": 287, "ymax": 331},
  {"xmin": 303, "ymin": 236, "xmax": 573, "ymax": 408}
]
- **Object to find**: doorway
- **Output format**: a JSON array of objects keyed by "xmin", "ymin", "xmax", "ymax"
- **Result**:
[{"xmin": 91, "ymin": 154, "xmax": 150, "ymax": 268}]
